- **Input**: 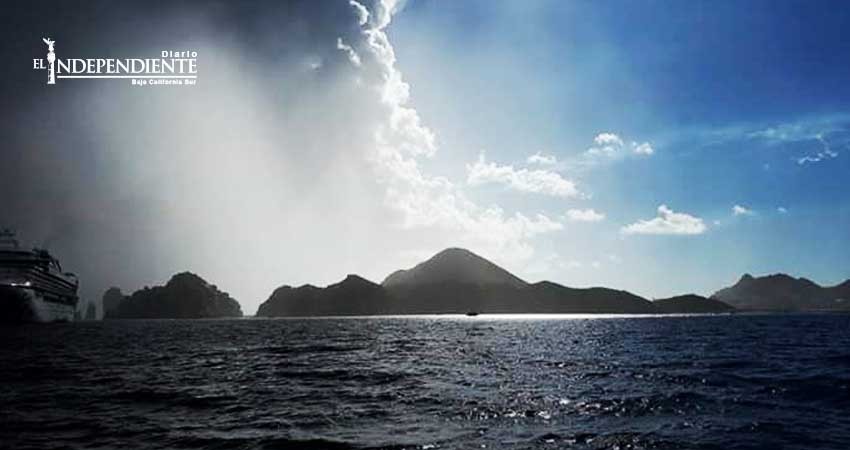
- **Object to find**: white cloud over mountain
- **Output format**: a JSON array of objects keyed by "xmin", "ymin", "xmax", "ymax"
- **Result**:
[
  {"xmin": 466, "ymin": 153, "xmax": 581, "ymax": 198},
  {"xmin": 621, "ymin": 205, "xmax": 707, "ymax": 235},
  {"xmin": 349, "ymin": 0, "xmax": 565, "ymax": 265}
]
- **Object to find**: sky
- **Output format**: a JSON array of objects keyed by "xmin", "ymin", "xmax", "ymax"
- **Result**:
[{"xmin": 1, "ymin": 0, "xmax": 848, "ymax": 314}]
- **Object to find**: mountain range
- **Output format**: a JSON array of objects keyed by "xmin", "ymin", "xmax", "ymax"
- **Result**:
[
  {"xmin": 99, "ymin": 248, "xmax": 849, "ymax": 318},
  {"xmin": 711, "ymin": 273, "xmax": 850, "ymax": 311},
  {"xmin": 256, "ymin": 248, "xmax": 732, "ymax": 316}
]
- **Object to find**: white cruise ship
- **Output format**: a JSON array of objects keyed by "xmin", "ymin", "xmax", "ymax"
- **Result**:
[{"xmin": 0, "ymin": 229, "xmax": 78, "ymax": 323}]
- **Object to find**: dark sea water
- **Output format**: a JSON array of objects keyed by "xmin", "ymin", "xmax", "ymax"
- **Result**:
[{"xmin": 2, "ymin": 314, "xmax": 850, "ymax": 450}]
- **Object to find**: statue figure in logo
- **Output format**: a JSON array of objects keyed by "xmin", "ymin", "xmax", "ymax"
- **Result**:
[{"xmin": 43, "ymin": 37, "xmax": 55, "ymax": 85}]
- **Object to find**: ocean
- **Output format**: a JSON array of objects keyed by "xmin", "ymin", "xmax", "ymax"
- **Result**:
[{"xmin": 1, "ymin": 314, "xmax": 849, "ymax": 449}]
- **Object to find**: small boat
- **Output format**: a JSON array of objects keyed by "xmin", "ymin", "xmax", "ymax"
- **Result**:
[{"xmin": 465, "ymin": 311, "xmax": 479, "ymax": 317}]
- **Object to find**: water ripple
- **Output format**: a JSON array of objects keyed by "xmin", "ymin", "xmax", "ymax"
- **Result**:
[{"xmin": 1, "ymin": 314, "xmax": 849, "ymax": 449}]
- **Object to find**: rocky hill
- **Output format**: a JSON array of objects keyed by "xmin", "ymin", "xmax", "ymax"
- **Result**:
[
  {"xmin": 383, "ymin": 248, "xmax": 527, "ymax": 288},
  {"xmin": 104, "ymin": 272, "xmax": 243, "ymax": 319},
  {"xmin": 256, "ymin": 275, "xmax": 391, "ymax": 317},
  {"xmin": 711, "ymin": 273, "xmax": 850, "ymax": 311}
]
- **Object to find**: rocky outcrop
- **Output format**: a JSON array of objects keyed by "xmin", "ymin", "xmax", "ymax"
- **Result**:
[{"xmin": 104, "ymin": 272, "xmax": 242, "ymax": 319}]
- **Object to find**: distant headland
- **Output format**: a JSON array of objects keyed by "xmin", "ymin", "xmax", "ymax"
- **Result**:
[
  {"xmin": 712, "ymin": 273, "xmax": 850, "ymax": 311},
  {"xmin": 103, "ymin": 272, "xmax": 242, "ymax": 319},
  {"xmin": 100, "ymin": 248, "xmax": 850, "ymax": 319}
]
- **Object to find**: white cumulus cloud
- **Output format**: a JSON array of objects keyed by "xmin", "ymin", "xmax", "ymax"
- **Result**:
[
  {"xmin": 566, "ymin": 208, "xmax": 605, "ymax": 222},
  {"xmin": 632, "ymin": 142, "xmax": 655, "ymax": 155},
  {"xmin": 466, "ymin": 153, "xmax": 581, "ymax": 198},
  {"xmin": 336, "ymin": 38, "xmax": 361, "ymax": 67},
  {"xmin": 621, "ymin": 205, "xmax": 707, "ymax": 236},
  {"xmin": 587, "ymin": 132, "xmax": 625, "ymax": 157},
  {"xmin": 357, "ymin": 0, "xmax": 564, "ymax": 266},
  {"xmin": 595, "ymin": 132, "xmax": 624, "ymax": 147},
  {"xmin": 348, "ymin": 0, "xmax": 370, "ymax": 25},
  {"xmin": 732, "ymin": 204, "xmax": 754, "ymax": 216},
  {"xmin": 526, "ymin": 152, "xmax": 557, "ymax": 166},
  {"xmin": 585, "ymin": 132, "xmax": 655, "ymax": 161}
]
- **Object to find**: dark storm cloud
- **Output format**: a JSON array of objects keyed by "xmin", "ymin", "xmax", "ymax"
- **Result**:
[{"xmin": 0, "ymin": 0, "xmax": 387, "ymax": 311}]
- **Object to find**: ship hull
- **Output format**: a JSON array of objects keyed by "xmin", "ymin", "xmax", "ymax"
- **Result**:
[{"xmin": 0, "ymin": 286, "xmax": 75, "ymax": 323}]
